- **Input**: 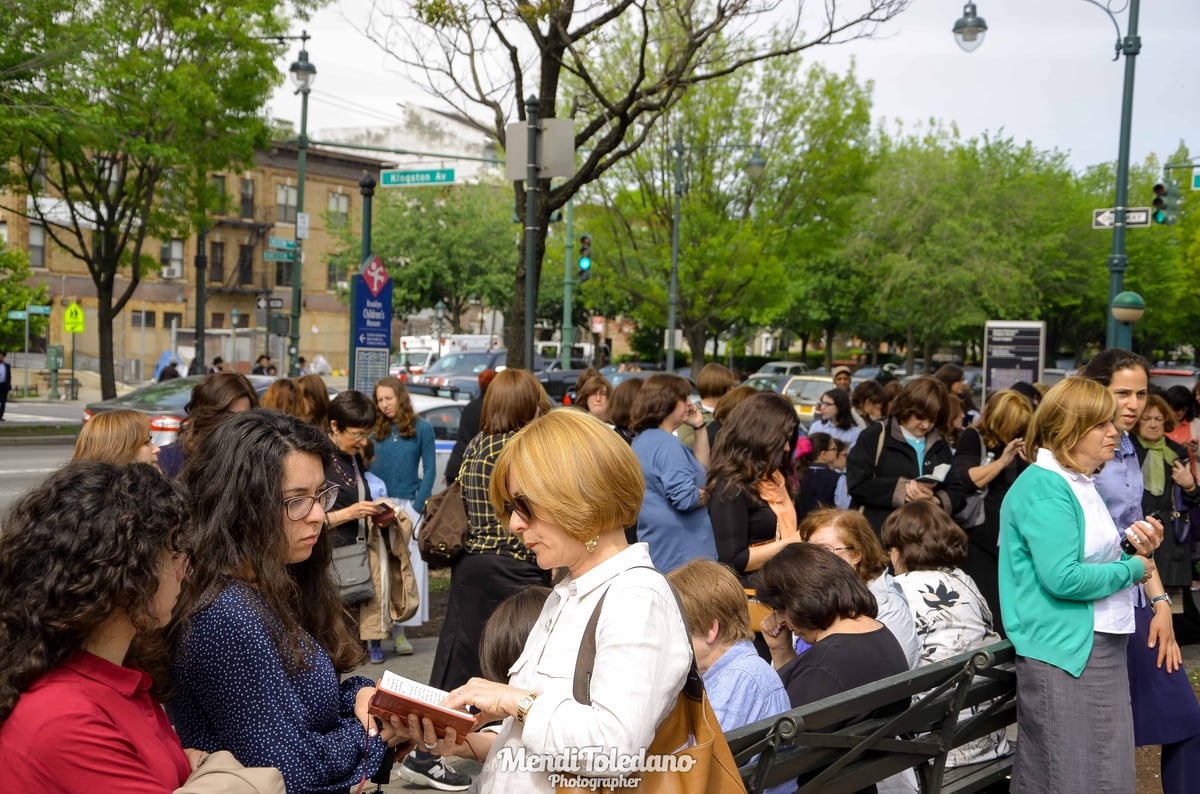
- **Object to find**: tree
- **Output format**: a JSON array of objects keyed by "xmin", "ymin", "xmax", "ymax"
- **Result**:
[
  {"xmin": 0, "ymin": 246, "xmax": 50, "ymax": 351},
  {"xmin": 0, "ymin": 0, "xmax": 294, "ymax": 398},
  {"xmin": 360, "ymin": 0, "xmax": 912, "ymax": 367},
  {"xmin": 343, "ymin": 183, "xmax": 516, "ymax": 330}
]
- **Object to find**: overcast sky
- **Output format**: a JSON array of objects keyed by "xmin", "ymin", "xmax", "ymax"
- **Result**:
[{"xmin": 268, "ymin": 0, "xmax": 1200, "ymax": 174}]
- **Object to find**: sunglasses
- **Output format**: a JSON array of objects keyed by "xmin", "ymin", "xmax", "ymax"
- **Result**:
[{"xmin": 504, "ymin": 493, "xmax": 536, "ymax": 523}]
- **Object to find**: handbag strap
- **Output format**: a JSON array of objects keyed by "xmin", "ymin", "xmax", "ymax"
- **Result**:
[{"xmin": 572, "ymin": 565, "xmax": 702, "ymax": 706}]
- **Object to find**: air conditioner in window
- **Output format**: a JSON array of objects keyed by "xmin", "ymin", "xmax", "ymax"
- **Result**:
[{"xmin": 161, "ymin": 263, "xmax": 183, "ymax": 280}]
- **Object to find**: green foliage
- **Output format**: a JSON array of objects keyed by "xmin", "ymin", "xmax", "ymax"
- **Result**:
[
  {"xmin": 0, "ymin": 0, "xmax": 293, "ymax": 397},
  {"xmin": 0, "ymin": 246, "xmax": 51, "ymax": 349}
]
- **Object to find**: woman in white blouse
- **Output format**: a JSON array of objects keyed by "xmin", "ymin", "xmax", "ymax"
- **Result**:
[{"xmin": 386, "ymin": 408, "xmax": 691, "ymax": 792}]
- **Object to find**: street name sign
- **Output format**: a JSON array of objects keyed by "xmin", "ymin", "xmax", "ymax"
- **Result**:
[
  {"xmin": 27, "ymin": 305, "xmax": 52, "ymax": 315},
  {"xmin": 263, "ymin": 250, "xmax": 295, "ymax": 262},
  {"xmin": 380, "ymin": 168, "xmax": 455, "ymax": 187},
  {"xmin": 7, "ymin": 311, "xmax": 26, "ymax": 321},
  {"xmin": 267, "ymin": 236, "xmax": 297, "ymax": 250},
  {"xmin": 1193, "ymin": 171, "xmax": 1200, "ymax": 191},
  {"xmin": 256, "ymin": 296, "xmax": 285, "ymax": 310},
  {"xmin": 1093, "ymin": 207, "xmax": 1151, "ymax": 229}
]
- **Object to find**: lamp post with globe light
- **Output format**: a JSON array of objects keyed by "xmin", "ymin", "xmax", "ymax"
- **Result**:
[
  {"xmin": 952, "ymin": 0, "xmax": 1144, "ymax": 350},
  {"xmin": 287, "ymin": 32, "xmax": 316, "ymax": 378}
]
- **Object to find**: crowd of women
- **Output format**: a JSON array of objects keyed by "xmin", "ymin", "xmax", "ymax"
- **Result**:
[{"xmin": 1, "ymin": 351, "xmax": 1199, "ymax": 793}]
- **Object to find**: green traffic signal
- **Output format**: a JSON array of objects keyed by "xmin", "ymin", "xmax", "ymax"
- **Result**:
[
  {"xmin": 1152, "ymin": 182, "xmax": 1167, "ymax": 224},
  {"xmin": 578, "ymin": 234, "xmax": 592, "ymax": 283}
]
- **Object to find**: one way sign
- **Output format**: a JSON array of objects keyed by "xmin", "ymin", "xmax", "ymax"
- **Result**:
[{"xmin": 1093, "ymin": 207, "xmax": 1152, "ymax": 229}]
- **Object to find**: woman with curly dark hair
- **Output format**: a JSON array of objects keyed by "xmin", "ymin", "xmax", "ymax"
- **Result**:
[
  {"xmin": 167, "ymin": 410, "xmax": 411, "ymax": 792},
  {"xmin": 0, "ymin": 462, "xmax": 197, "ymax": 788},
  {"xmin": 157, "ymin": 371, "xmax": 259, "ymax": 478},
  {"xmin": 706, "ymin": 391, "xmax": 802, "ymax": 585}
]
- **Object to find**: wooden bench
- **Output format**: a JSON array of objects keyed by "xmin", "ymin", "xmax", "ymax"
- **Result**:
[{"xmin": 726, "ymin": 641, "xmax": 1017, "ymax": 794}]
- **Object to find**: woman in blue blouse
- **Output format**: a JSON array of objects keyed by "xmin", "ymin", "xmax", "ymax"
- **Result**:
[
  {"xmin": 372, "ymin": 376, "xmax": 436, "ymax": 652},
  {"xmin": 168, "ymin": 410, "xmax": 410, "ymax": 793},
  {"xmin": 630, "ymin": 373, "xmax": 715, "ymax": 572}
]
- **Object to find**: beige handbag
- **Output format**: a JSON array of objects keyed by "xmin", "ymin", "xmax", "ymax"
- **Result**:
[{"xmin": 173, "ymin": 750, "xmax": 285, "ymax": 794}]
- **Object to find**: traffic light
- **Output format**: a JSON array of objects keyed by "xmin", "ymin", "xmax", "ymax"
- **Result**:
[
  {"xmin": 578, "ymin": 234, "xmax": 592, "ymax": 283},
  {"xmin": 1152, "ymin": 179, "xmax": 1181, "ymax": 225}
]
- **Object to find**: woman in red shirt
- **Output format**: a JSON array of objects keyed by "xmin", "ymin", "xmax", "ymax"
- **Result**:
[{"xmin": 0, "ymin": 462, "xmax": 199, "ymax": 791}]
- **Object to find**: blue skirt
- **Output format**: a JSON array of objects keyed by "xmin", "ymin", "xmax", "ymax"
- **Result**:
[{"xmin": 1128, "ymin": 602, "xmax": 1200, "ymax": 745}]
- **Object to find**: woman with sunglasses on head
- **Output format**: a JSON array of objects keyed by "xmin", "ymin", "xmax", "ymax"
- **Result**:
[{"xmin": 168, "ymin": 410, "xmax": 410, "ymax": 794}]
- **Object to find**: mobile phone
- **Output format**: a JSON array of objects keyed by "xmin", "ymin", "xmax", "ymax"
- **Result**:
[{"xmin": 1120, "ymin": 514, "xmax": 1161, "ymax": 554}]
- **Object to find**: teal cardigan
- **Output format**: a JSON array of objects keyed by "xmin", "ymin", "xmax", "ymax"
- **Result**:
[{"xmin": 998, "ymin": 462, "xmax": 1144, "ymax": 677}]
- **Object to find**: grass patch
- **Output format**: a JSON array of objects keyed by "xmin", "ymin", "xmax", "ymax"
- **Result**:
[
  {"xmin": 428, "ymin": 568, "xmax": 452, "ymax": 594},
  {"xmin": 0, "ymin": 424, "xmax": 78, "ymax": 437}
]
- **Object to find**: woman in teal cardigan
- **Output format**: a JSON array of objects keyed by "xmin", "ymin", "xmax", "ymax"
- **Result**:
[{"xmin": 999, "ymin": 377, "xmax": 1162, "ymax": 794}]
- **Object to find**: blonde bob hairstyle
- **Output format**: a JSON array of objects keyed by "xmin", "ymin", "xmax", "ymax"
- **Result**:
[
  {"xmin": 490, "ymin": 408, "xmax": 644, "ymax": 543},
  {"xmin": 72, "ymin": 409, "xmax": 152, "ymax": 465},
  {"xmin": 1025, "ymin": 376, "xmax": 1117, "ymax": 474},
  {"xmin": 976, "ymin": 389, "xmax": 1034, "ymax": 450},
  {"xmin": 667, "ymin": 560, "xmax": 754, "ymax": 646}
]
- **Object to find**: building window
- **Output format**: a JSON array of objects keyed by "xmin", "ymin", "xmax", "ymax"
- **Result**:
[
  {"xmin": 160, "ymin": 238, "xmax": 184, "ymax": 279},
  {"xmin": 210, "ymin": 174, "xmax": 226, "ymax": 214},
  {"xmin": 211, "ymin": 312, "xmax": 225, "ymax": 330},
  {"xmin": 276, "ymin": 184, "xmax": 298, "ymax": 224},
  {"xmin": 240, "ymin": 178, "xmax": 255, "ymax": 218},
  {"xmin": 32, "ymin": 151, "xmax": 47, "ymax": 193},
  {"xmin": 163, "ymin": 312, "xmax": 183, "ymax": 329},
  {"xmin": 0, "ymin": 220, "xmax": 7, "ymax": 246},
  {"xmin": 328, "ymin": 192, "xmax": 349, "ymax": 227},
  {"xmin": 209, "ymin": 241, "xmax": 225, "ymax": 283},
  {"xmin": 237, "ymin": 244, "xmax": 254, "ymax": 284},
  {"xmin": 275, "ymin": 261, "xmax": 293, "ymax": 288},
  {"xmin": 327, "ymin": 258, "xmax": 340, "ymax": 290},
  {"xmin": 233, "ymin": 311, "xmax": 249, "ymax": 329},
  {"xmin": 29, "ymin": 223, "xmax": 46, "ymax": 268},
  {"xmin": 131, "ymin": 309, "xmax": 157, "ymax": 328}
]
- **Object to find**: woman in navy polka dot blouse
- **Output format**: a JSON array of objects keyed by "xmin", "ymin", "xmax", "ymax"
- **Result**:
[{"xmin": 166, "ymin": 410, "xmax": 412, "ymax": 793}]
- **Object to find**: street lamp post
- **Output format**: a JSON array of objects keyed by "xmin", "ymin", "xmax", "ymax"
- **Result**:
[
  {"xmin": 953, "ymin": 0, "xmax": 1143, "ymax": 351},
  {"xmin": 434, "ymin": 300, "xmax": 447, "ymax": 359},
  {"xmin": 667, "ymin": 130, "xmax": 767, "ymax": 371},
  {"xmin": 288, "ymin": 32, "xmax": 316, "ymax": 378}
]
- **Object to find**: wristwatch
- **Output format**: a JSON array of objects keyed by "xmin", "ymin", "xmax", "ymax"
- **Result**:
[
  {"xmin": 1149, "ymin": 593, "xmax": 1172, "ymax": 608},
  {"xmin": 516, "ymin": 692, "xmax": 539, "ymax": 724}
]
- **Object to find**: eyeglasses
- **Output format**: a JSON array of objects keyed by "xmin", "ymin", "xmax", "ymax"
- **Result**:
[
  {"xmin": 816, "ymin": 544, "xmax": 854, "ymax": 553},
  {"xmin": 503, "ymin": 493, "xmax": 536, "ymax": 523},
  {"xmin": 341, "ymin": 428, "xmax": 371, "ymax": 441},
  {"xmin": 819, "ymin": 401, "xmax": 836, "ymax": 408},
  {"xmin": 283, "ymin": 484, "xmax": 339, "ymax": 521}
]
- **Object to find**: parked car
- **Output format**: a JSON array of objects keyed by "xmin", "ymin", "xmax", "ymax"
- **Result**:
[
  {"xmin": 408, "ymin": 394, "xmax": 463, "ymax": 492},
  {"xmin": 1150, "ymin": 368, "xmax": 1200, "ymax": 392},
  {"xmin": 742, "ymin": 373, "xmax": 789, "ymax": 393},
  {"xmin": 406, "ymin": 350, "xmax": 548, "ymax": 400},
  {"xmin": 82, "ymin": 375, "xmax": 277, "ymax": 446},
  {"xmin": 755, "ymin": 360, "xmax": 809, "ymax": 377},
  {"xmin": 781, "ymin": 374, "xmax": 863, "ymax": 425}
]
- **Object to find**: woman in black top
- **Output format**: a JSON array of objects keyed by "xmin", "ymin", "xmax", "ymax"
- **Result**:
[
  {"xmin": 946, "ymin": 389, "xmax": 1030, "ymax": 637},
  {"xmin": 706, "ymin": 391, "xmax": 802, "ymax": 585},
  {"xmin": 846, "ymin": 377, "xmax": 955, "ymax": 534}
]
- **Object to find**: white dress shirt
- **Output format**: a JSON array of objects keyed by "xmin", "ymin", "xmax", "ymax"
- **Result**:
[
  {"xmin": 1034, "ymin": 448, "xmax": 1135, "ymax": 634},
  {"xmin": 472, "ymin": 542, "xmax": 691, "ymax": 793}
]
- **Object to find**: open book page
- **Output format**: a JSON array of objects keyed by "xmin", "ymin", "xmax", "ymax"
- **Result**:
[
  {"xmin": 915, "ymin": 462, "xmax": 951, "ymax": 485},
  {"xmin": 369, "ymin": 672, "xmax": 475, "ymax": 741}
]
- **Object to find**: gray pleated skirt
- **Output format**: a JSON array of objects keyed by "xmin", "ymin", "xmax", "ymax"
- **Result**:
[{"xmin": 1012, "ymin": 632, "xmax": 1133, "ymax": 793}]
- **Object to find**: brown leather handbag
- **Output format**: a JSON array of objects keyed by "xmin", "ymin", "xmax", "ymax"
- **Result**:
[{"xmin": 417, "ymin": 480, "xmax": 469, "ymax": 569}]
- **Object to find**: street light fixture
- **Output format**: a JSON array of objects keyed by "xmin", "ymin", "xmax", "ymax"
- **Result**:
[
  {"xmin": 954, "ymin": 1, "xmax": 1141, "ymax": 351},
  {"xmin": 287, "ymin": 32, "xmax": 315, "ymax": 378},
  {"xmin": 434, "ymin": 299, "xmax": 447, "ymax": 358},
  {"xmin": 952, "ymin": 3, "xmax": 988, "ymax": 53},
  {"xmin": 667, "ymin": 130, "xmax": 767, "ymax": 371}
]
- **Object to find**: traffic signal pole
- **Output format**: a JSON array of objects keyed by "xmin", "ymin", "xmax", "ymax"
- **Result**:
[
  {"xmin": 562, "ymin": 199, "xmax": 574, "ymax": 371},
  {"xmin": 1105, "ymin": 0, "xmax": 1140, "ymax": 351}
]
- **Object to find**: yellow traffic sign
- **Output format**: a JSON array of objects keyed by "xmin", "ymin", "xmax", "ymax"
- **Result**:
[{"xmin": 64, "ymin": 302, "xmax": 84, "ymax": 334}]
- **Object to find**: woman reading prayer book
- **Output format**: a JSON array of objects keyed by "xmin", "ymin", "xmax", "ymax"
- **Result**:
[
  {"xmin": 381, "ymin": 409, "xmax": 693, "ymax": 793},
  {"xmin": 167, "ymin": 410, "xmax": 411, "ymax": 792}
]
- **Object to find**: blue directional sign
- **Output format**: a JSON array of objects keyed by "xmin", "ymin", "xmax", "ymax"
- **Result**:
[{"xmin": 351, "ymin": 255, "xmax": 393, "ymax": 392}]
